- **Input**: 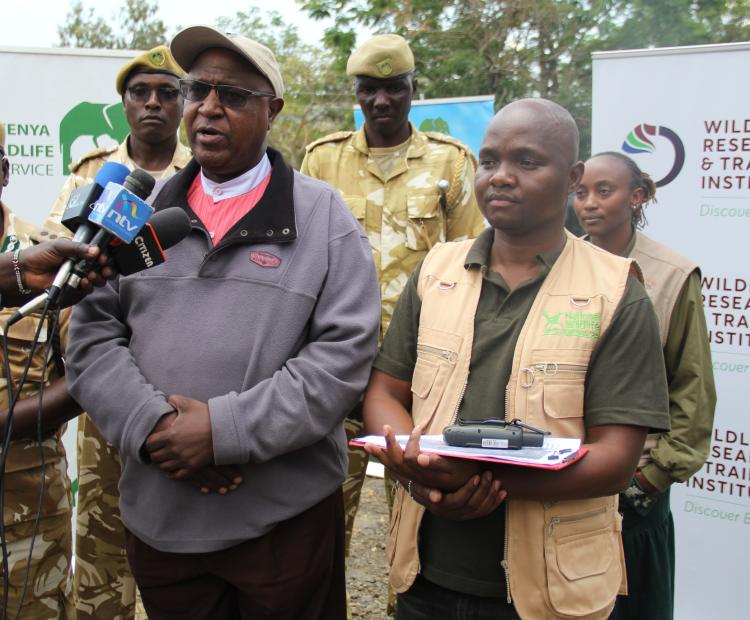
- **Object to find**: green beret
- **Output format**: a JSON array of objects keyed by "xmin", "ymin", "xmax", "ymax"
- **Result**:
[
  {"xmin": 115, "ymin": 45, "xmax": 186, "ymax": 95},
  {"xmin": 346, "ymin": 34, "xmax": 415, "ymax": 79},
  {"xmin": 0, "ymin": 121, "xmax": 5, "ymax": 150}
]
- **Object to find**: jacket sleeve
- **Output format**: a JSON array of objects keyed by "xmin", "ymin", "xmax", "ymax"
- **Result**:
[
  {"xmin": 65, "ymin": 278, "xmax": 174, "ymax": 461},
  {"xmin": 640, "ymin": 270, "xmax": 716, "ymax": 491},
  {"xmin": 208, "ymin": 198, "xmax": 381, "ymax": 466}
]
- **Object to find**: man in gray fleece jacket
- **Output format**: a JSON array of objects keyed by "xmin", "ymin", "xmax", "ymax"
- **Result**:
[{"xmin": 65, "ymin": 26, "xmax": 380, "ymax": 620}]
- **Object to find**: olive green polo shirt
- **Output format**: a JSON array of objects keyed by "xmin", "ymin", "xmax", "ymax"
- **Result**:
[{"xmin": 375, "ymin": 228, "xmax": 670, "ymax": 598}]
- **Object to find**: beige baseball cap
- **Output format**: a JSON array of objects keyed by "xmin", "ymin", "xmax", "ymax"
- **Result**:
[{"xmin": 170, "ymin": 25, "xmax": 284, "ymax": 98}]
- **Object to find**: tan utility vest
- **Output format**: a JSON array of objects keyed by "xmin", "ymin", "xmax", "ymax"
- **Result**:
[
  {"xmin": 388, "ymin": 233, "xmax": 638, "ymax": 619},
  {"xmin": 630, "ymin": 232, "xmax": 697, "ymax": 347},
  {"xmin": 629, "ymin": 231, "xmax": 698, "ymax": 467}
]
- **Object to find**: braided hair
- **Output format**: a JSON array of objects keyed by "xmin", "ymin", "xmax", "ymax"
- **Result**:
[{"xmin": 592, "ymin": 151, "xmax": 657, "ymax": 229}]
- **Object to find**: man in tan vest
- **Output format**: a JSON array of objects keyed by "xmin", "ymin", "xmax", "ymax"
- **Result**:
[{"xmin": 362, "ymin": 99, "xmax": 671, "ymax": 619}]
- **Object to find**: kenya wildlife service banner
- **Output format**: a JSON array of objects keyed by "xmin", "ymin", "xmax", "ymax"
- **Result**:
[{"xmin": 0, "ymin": 46, "xmax": 134, "ymax": 225}]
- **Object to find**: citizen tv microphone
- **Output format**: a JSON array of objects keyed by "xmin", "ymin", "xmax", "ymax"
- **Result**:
[
  {"xmin": 64, "ymin": 169, "xmax": 156, "ymax": 289},
  {"xmin": 111, "ymin": 207, "xmax": 192, "ymax": 276},
  {"xmin": 7, "ymin": 170, "xmax": 155, "ymax": 325}
]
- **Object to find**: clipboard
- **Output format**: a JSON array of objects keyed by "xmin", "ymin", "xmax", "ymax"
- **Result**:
[{"xmin": 351, "ymin": 434, "xmax": 588, "ymax": 470}]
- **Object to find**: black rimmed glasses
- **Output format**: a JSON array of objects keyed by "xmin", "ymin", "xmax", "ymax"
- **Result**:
[
  {"xmin": 179, "ymin": 79, "xmax": 275, "ymax": 109},
  {"xmin": 126, "ymin": 85, "xmax": 181, "ymax": 103}
]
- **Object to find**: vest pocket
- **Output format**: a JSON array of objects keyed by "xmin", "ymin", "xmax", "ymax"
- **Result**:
[
  {"xmin": 412, "ymin": 356, "xmax": 439, "ymax": 399},
  {"xmin": 523, "ymin": 358, "xmax": 587, "ymax": 437},
  {"xmin": 544, "ymin": 504, "xmax": 621, "ymax": 616},
  {"xmin": 412, "ymin": 329, "xmax": 461, "ymax": 428},
  {"xmin": 405, "ymin": 193, "xmax": 443, "ymax": 251}
]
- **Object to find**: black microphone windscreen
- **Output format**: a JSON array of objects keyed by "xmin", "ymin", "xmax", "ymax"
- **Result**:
[
  {"xmin": 147, "ymin": 207, "xmax": 192, "ymax": 249},
  {"xmin": 123, "ymin": 169, "xmax": 156, "ymax": 200}
]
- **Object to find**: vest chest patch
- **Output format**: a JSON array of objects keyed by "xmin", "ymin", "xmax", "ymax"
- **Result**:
[
  {"xmin": 543, "ymin": 310, "xmax": 601, "ymax": 340},
  {"xmin": 249, "ymin": 251, "xmax": 281, "ymax": 268}
]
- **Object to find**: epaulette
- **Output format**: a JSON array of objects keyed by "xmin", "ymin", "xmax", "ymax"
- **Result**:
[
  {"xmin": 423, "ymin": 131, "xmax": 471, "ymax": 152},
  {"xmin": 29, "ymin": 225, "xmax": 72, "ymax": 245},
  {"xmin": 69, "ymin": 145, "xmax": 119, "ymax": 173},
  {"xmin": 305, "ymin": 131, "xmax": 354, "ymax": 152},
  {"xmin": 423, "ymin": 132, "xmax": 477, "ymax": 164}
]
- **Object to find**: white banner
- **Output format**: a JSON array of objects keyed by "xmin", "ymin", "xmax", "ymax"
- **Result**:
[
  {"xmin": 592, "ymin": 42, "xmax": 750, "ymax": 619},
  {"xmin": 1, "ymin": 45, "xmax": 139, "ymax": 523},
  {"xmin": 0, "ymin": 46, "xmax": 136, "ymax": 225}
]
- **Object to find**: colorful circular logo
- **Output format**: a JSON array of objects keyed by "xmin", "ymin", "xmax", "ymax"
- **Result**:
[{"xmin": 622, "ymin": 124, "xmax": 685, "ymax": 187}]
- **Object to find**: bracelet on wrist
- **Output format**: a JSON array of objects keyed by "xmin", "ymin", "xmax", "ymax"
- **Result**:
[{"xmin": 12, "ymin": 249, "xmax": 32, "ymax": 295}]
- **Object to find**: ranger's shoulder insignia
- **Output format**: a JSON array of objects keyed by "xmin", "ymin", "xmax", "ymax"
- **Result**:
[
  {"xmin": 423, "ymin": 132, "xmax": 471, "ymax": 152},
  {"xmin": 69, "ymin": 145, "xmax": 119, "ymax": 173},
  {"xmin": 305, "ymin": 131, "xmax": 354, "ymax": 152}
]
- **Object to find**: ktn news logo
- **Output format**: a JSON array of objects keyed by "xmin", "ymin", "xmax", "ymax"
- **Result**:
[{"xmin": 622, "ymin": 124, "xmax": 685, "ymax": 187}]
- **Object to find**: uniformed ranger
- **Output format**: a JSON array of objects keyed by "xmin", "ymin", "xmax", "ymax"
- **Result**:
[
  {"xmin": 0, "ymin": 120, "xmax": 77, "ymax": 619},
  {"xmin": 300, "ymin": 33, "xmax": 485, "ymax": 609},
  {"xmin": 42, "ymin": 46, "xmax": 190, "ymax": 620}
]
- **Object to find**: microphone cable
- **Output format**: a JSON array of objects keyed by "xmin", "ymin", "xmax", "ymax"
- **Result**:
[
  {"xmin": 11, "ymin": 308, "xmax": 59, "ymax": 620},
  {"xmin": 0, "ymin": 294, "xmax": 54, "ymax": 620}
]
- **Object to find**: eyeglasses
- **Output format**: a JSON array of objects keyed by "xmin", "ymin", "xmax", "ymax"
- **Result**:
[
  {"xmin": 126, "ymin": 86, "xmax": 181, "ymax": 103},
  {"xmin": 179, "ymin": 79, "xmax": 275, "ymax": 109}
]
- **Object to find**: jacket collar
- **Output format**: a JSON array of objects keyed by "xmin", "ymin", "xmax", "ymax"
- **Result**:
[{"xmin": 152, "ymin": 147, "xmax": 296, "ymax": 247}]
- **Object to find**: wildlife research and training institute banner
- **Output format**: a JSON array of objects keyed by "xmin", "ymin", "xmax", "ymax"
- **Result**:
[{"xmin": 592, "ymin": 41, "xmax": 750, "ymax": 619}]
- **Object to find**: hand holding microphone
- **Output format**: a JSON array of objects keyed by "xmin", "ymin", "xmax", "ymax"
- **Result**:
[
  {"xmin": 8, "ymin": 168, "xmax": 192, "ymax": 324},
  {"xmin": 52, "ymin": 167, "xmax": 156, "ymax": 301},
  {"xmin": 0, "ymin": 240, "xmax": 109, "ymax": 306}
]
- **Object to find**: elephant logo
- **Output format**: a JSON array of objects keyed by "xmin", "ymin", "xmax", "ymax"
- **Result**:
[{"xmin": 59, "ymin": 101, "xmax": 129, "ymax": 172}]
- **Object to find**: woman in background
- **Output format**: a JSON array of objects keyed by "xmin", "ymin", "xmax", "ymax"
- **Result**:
[{"xmin": 574, "ymin": 152, "xmax": 716, "ymax": 620}]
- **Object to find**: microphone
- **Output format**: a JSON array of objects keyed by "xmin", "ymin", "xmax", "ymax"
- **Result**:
[
  {"xmin": 60, "ymin": 161, "xmax": 130, "ymax": 240},
  {"xmin": 110, "ymin": 207, "xmax": 192, "ymax": 276},
  {"xmin": 63, "ymin": 169, "xmax": 156, "ymax": 290},
  {"xmin": 7, "ymin": 170, "xmax": 156, "ymax": 325}
]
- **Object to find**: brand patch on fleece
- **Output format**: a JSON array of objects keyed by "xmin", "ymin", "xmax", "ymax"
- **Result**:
[{"xmin": 249, "ymin": 251, "xmax": 281, "ymax": 268}]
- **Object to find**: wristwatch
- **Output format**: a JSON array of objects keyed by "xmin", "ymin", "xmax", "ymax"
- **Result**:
[{"xmin": 622, "ymin": 475, "xmax": 655, "ymax": 515}]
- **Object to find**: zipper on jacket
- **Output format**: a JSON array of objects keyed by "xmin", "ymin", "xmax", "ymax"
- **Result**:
[
  {"xmin": 416, "ymin": 343, "xmax": 458, "ymax": 363},
  {"xmin": 449, "ymin": 376, "xmax": 469, "ymax": 426},
  {"xmin": 502, "ymin": 382, "xmax": 513, "ymax": 604},
  {"xmin": 547, "ymin": 505, "xmax": 608, "ymax": 537},
  {"xmin": 534, "ymin": 362, "xmax": 586, "ymax": 375},
  {"xmin": 521, "ymin": 362, "xmax": 587, "ymax": 386},
  {"xmin": 502, "ymin": 515, "xmax": 512, "ymax": 604}
]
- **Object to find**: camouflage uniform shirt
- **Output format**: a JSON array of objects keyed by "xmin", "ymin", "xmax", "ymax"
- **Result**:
[
  {"xmin": 0, "ymin": 201, "xmax": 74, "ymax": 619},
  {"xmin": 301, "ymin": 124, "xmax": 485, "ymax": 340}
]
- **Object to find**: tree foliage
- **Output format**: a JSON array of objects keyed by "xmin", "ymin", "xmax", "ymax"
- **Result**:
[
  {"xmin": 57, "ymin": 0, "xmax": 168, "ymax": 50},
  {"xmin": 217, "ymin": 8, "xmax": 353, "ymax": 167},
  {"xmin": 299, "ymin": 0, "xmax": 750, "ymax": 157},
  {"xmin": 55, "ymin": 0, "xmax": 750, "ymax": 161}
]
